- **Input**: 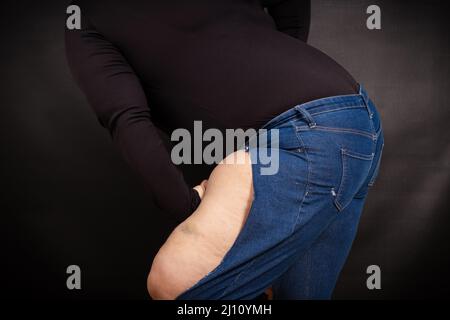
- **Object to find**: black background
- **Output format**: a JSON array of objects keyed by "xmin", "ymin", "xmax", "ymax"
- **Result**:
[{"xmin": 1, "ymin": 0, "xmax": 449, "ymax": 299}]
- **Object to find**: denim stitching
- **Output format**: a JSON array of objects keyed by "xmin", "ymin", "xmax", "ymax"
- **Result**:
[
  {"xmin": 342, "ymin": 149, "xmax": 375, "ymax": 161},
  {"xmin": 290, "ymin": 121, "xmax": 311, "ymax": 234},
  {"xmin": 263, "ymin": 113, "xmax": 298, "ymax": 130},
  {"xmin": 308, "ymin": 105, "xmax": 366, "ymax": 117},
  {"xmin": 368, "ymin": 143, "xmax": 384, "ymax": 187},
  {"xmin": 367, "ymin": 108, "xmax": 376, "ymax": 133},
  {"xmin": 294, "ymin": 93, "xmax": 362, "ymax": 110},
  {"xmin": 296, "ymin": 125, "xmax": 375, "ymax": 140},
  {"xmin": 375, "ymin": 122, "xmax": 383, "ymax": 138},
  {"xmin": 218, "ymin": 259, "xmax": 256, "ymax": 299},
  {"xmin": 334, "ymin": 148, "xmax": 374, "ymax": 210},
  {"xmin": 261, "ymin": 93, "xmax": 366, "ymax": 130},
  {"xmin": 334, "ymin": 148, "xmax": 347, "ymax": 211},
  {"xmin": 301, "ymin": 100, "xmax": 365, "ymax": 115}
]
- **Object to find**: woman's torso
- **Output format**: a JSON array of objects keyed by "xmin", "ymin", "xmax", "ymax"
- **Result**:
[{"xmin": 81, "ymin": 0, "xmax": 358, "ymax": 132}]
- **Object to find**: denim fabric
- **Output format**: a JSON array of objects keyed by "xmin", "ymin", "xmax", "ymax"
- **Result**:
[{"xmin": 175, "ymin": 84, "xmax": 384, "ymax": 300}]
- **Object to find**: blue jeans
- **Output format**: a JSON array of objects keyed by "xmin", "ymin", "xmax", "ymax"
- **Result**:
[{"xmin": 176, "ymin": 84, "xmax": 384, "ymax": 300}]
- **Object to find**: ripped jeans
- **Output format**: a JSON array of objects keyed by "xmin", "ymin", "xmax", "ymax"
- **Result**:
[{"xmin": 176, "ymin": 84, "xmax": 384, "ymax": 299}]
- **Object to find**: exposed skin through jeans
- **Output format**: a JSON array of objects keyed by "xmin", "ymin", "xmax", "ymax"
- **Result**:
[{"xmin": 148, "ymin": 84, "xmax": 384, "ymax": 300}]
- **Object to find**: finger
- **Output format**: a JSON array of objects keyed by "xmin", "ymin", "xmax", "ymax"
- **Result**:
[{"xmin": 193, "ymin": 185, "xmax": 205, "ymax": 199}]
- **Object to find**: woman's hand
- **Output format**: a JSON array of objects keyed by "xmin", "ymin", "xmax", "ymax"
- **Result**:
[{"xmin": 193, "ymin": 179, "xmax": 208, "ymax": 200}]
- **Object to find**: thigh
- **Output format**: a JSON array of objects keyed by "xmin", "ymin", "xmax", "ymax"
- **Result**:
[
  {"xmin": 175, "ymin": 147, "xmax": 312, "ymax": 300},
  {"xmin": 272, "ymin": 197, "xmax": 366, "ymax": 299},
  {"xmin": 148, "ymin": 150, "xmax": 254, "ymax": 299}
]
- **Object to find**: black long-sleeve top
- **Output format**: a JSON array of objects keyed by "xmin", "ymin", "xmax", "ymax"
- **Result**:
[{"xmin": 65, "ymin": 0, "xmax": 358, "ymax": 221}]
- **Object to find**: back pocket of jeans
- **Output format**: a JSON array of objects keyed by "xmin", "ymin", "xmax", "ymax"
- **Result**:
[{"xmin": 334, "ymin": 148, "xmax": 374, "ymax": 212}]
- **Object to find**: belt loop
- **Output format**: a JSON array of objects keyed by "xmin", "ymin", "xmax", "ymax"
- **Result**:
[
  {"xmin": 294, "ymin": 105, "xmax": 316, "ymax": 128},
  {"xmin": 359, "ymin": 84, "xmax": 374, "ymax": 119}
]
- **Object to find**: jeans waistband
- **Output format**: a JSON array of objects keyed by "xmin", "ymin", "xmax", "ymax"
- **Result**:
[{"xmin": 261, "ymin": 84, "xmax": 375, "ymax": 130}]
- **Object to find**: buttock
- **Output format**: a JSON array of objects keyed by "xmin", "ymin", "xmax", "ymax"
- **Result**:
[
  {"xmin": 174, "ymin": 144, "xmax": 310, "ymax": 300},
  {"xmin": 152, "ymin": 84, "xmax": 383, "ymax": 300},
  {"xmin": 149, "ymin": 150, "xmax": 256, "ymax": 299}
]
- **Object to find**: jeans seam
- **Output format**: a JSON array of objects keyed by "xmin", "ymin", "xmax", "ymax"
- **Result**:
[
  {"xmin": 342, "ymin": 148, "xmax": 375, "ymax": 161},
  {"xmin": 296, "ymin": 125, "xmax": 376, "ymax": 140},
  {"xmin": 334, "ymin": 148, "xmax": 347, "ymax": 211},
  {"xmin": 375, "ymin": 122, "xmax": 383, "ymax": 138},
  {"xmin": 368, "ymin": 142, "xmax": 384, "ymax": 187},
  {"xmin": 218, "ymin": 259, "xmax": 256, "ymax": 299},
  {"xmin": 293, "ymin": 93, "xmax": 363, "ymax": 112},
  {"xmin": 308, "ymin": 105, "xmax": 366, "ymax": 117},
  {"xmin": 290, "ymin": 121, "xmax": 311, "ymax": 234}
]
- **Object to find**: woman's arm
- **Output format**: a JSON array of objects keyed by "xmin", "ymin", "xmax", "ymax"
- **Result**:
[
  {"xmin": 64, "ymin": 6, "xmax": 200, "ymax": 221},
  {"xmin": 263, "ymin": 0, "xmax": 311, "ymax": 42}
]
